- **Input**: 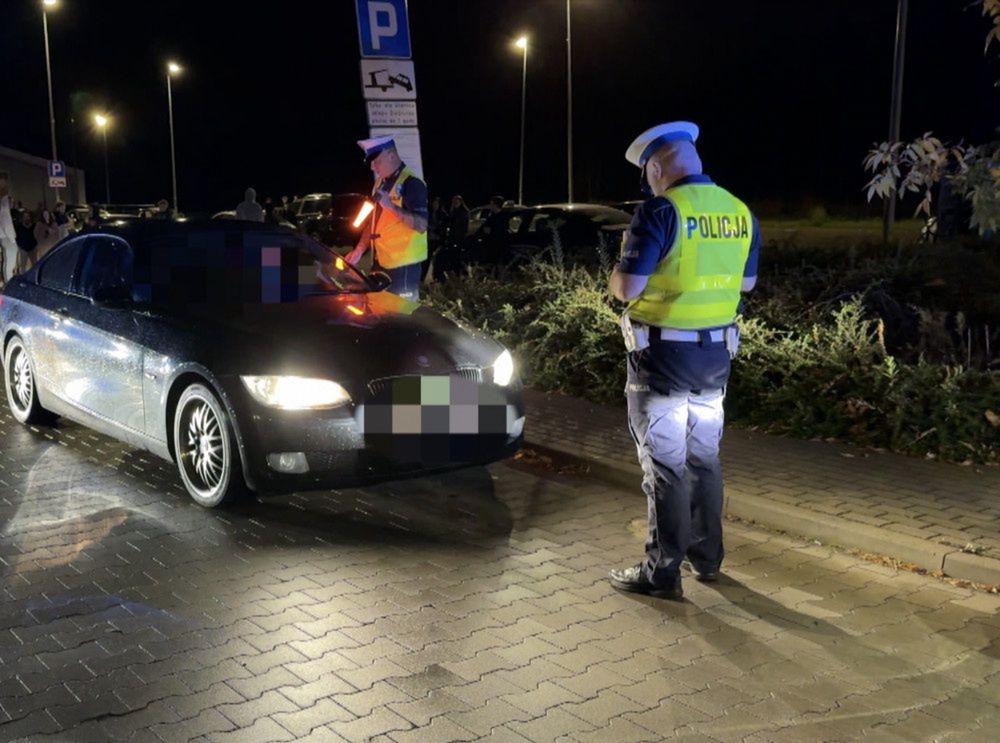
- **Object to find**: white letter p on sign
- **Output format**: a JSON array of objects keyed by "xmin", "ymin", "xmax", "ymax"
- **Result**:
[{"xmin": 368, "ymin": 2, "xmax": 398, "ymax": 51}]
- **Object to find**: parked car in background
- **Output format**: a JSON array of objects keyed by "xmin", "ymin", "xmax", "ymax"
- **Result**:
[
  {"xmin": 467, "ymin": 205, "xmax": 496, "ymax": 236},
  {"xmin": 67, "ymin": 205, "xmax": 109, "ymax": 230},
  {"xmin": 284, "ymin": 193, "xmax": 334, "ymax": 226},
  {"xmin": 433, "ymin": 203, "xmax": 632, "ymax": 274},
  {"xmin": 297, "ymin": 193, "xmax": 368, "ymax": 250},
  {"xmin": 607, "ymin": 200, "xmax": 642, "ymax": 216},
  {"xmin": 1, "ymin": 220, "xmax": 524, "ymax": 508}
]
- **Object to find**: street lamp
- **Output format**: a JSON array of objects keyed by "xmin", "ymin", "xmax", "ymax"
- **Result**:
[
  {"xmin": 166, "ymin": 61, "xmax": 182, "ymax": 216},
  {"xmin": 566, "ymin": 0, "xmax": 573, "ymax": 204},
  {"xmin": 41, "ymin": 0, "xmax": 61, "ymax": 203},
  {"xmin": 93, "ymin": 113, "xmax": 111, "ymax": 204},
  {"xmin": 883, "ymin": 0, "xmax": 909, "ymax": 246},
  {"xmin": 514, "ymin": 36, "xmax": 528, "ymax": 206}
]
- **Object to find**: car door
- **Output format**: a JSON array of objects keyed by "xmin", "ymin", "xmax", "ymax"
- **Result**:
[
  {"xmin": 31, "ymin": 236, "xmax": 90, "ymax": 401},
  {"xmin": 69, "ymin": 235, "xmax": 146, "ymax": 435}
]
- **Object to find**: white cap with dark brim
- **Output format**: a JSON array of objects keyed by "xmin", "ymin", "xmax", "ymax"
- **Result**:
[
  {"xmin": 357, "ymin": 135, "xmax": 396, "ymax": 163},
  {"xmin": 625, "ymin": 121, "xmax": 699, "ymax": 168}
]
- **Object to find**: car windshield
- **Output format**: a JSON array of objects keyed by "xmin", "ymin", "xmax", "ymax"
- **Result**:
[{"xmin": 133, "ymin": 228, "xmax": 374, "ymax": 309}]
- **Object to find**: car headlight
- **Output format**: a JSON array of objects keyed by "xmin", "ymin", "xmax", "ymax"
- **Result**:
[
  {"xmin": 492, "ymin": 350, "xmax": 515, "ymax": 386},
  {"xmin": 241, "ymin": 375, "xmax": 351, "ymax": 410}
]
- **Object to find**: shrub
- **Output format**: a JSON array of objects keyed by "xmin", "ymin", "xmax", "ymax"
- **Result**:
[{"xmin": 425, "ymin": 255, "xmax": 1000, "ymax": 464}]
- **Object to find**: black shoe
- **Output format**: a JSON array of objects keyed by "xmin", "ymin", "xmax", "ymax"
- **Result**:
[
  {"xmin": 682, "ymin": 560, "xmax": 720, "ymax": 582},
  {"xmin": 609, "ymin": 564, "xmax": 683, "ymax": 600}
]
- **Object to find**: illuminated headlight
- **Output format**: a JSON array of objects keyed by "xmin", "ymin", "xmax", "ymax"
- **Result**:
[
  {"xmin": 241, "ymin": 376, "xmax": 351, "ymax": 410},
  {"xmin": 492, "ymin": 350, "xmax": 515, "ymax": 386}
]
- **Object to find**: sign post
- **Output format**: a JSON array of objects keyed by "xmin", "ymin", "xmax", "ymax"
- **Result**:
[
  {"xmin": 356, "ymin": 0, "xmax": 423, "ymax": 176},
  {"xmin": 48, "ymin": 160, "xmax": 67, "ymax": 189}
]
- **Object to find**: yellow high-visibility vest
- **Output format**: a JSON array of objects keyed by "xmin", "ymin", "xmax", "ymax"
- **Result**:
[
  {"xmin": 373, "ymin": 167, "xmax": 428, "ymax": 269},
  {"xmin": 628, "ymin": 182, "xmax": 752, "ymax": 329}
]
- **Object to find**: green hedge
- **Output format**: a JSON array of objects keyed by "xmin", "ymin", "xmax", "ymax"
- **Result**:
[{"xmin": 425, "ymin": 259, "xmax": 1000, "ymax": 464}]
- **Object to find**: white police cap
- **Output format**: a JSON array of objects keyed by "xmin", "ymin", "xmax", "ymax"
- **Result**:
[
  {"xmin": 357, "ymin": 135, "xmax": 396, "ymax": 163},
  {"xmin": 625, "ymin": 121, "xmax": 699, "ymax": 168}
]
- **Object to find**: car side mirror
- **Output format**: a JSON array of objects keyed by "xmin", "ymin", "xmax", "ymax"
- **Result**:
[
  {"xmin": 367, "ymin": 270, "xmax": 393, "ymax": 292},
  {"xmin": 92, "ymin": 285, "xmax": 132, "ymax": 309}
]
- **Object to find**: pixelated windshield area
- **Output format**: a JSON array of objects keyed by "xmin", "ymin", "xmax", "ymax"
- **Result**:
[
  {"xmin": 359, "ymin": 375, "xmax": 519, "ymax": 463},
  {"xmin": 132, "ymin": 229, "xmax": 370, "ymax": 308}
]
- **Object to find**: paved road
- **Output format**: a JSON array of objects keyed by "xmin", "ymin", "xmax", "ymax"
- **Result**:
[{"xmin": 1, "ymin": 401, "xmax": 998, "ymax": 742}]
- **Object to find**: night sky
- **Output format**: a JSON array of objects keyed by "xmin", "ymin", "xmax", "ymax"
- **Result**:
[{"xmin": 1, "ymin": 1, "xmax": 997, "ymax": 215}]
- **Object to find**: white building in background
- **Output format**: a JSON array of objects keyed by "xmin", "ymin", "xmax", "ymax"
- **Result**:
[{"xmin": 0, "ymin": 145, "xmax": 86, "ymax": 210}]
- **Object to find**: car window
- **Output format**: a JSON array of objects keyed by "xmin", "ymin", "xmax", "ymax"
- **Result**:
[
  {"xmin": 303, "ymin": 198, "xmax": 329, "ymax": 215},
  {"xmin": 288, "ymin": 200, "xmax": 305, "ymax": 216},
  {"xmin": 38, "ymin": 238, "xmax": 86, "ymax": 293},
  {"xmin": 77, "ymin": 236, "xmax": 133, "ymax": 299},
  {"xmin": 526, "ymin": 212, "xmax": 560, "ymax": 233}
]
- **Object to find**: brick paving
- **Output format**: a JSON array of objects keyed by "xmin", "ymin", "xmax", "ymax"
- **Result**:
[
  {"xmin": 1, "ymin": 397, "xmax": 999, "ymax": 741},
  {"xmin": 523, "ymin": 389, "xmax": 1000, "ymax": 579}
]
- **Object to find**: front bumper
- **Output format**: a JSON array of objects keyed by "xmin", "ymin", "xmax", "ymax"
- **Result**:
[{"xmin": 223, "ymin": 376, "xmax": 525, "ymax": 495}]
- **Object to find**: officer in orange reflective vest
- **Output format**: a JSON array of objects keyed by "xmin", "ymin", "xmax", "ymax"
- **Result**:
[
  {"xmin": 608, "ymin": 121, "xmax": 760, "ymax": 601},
  {"xmin": 344, "ymin": 136, "xmax": 429, "ymax": 300}
]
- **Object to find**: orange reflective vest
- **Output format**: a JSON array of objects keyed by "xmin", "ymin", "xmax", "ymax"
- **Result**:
[{"xmin": 372, "ymin": 167, "xmax": 428, "ymax": 269}]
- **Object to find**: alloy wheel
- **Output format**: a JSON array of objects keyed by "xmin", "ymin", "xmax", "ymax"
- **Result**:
[
  {"xmin": 9, "ymin": 346, "xmax": 34, "ymax": 413},
  {"xmin": 180, "ymin": 398, "xmax": 225, "ymax": 494}
]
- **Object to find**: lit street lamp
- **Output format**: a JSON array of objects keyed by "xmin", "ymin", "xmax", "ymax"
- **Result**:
[
  {"xmin": 41, "ymin": 0, "xmax": 60, "ymax": 203},
  {"xmin": 514, "ymin": 36, "xmax": 528, "ymax": 206},
  {"xmin": 93, "ymin": 113, "xmax": 111, "ymax": 203},
  {"xmin": 166, "ymin": 61, "xmax": 182, "ymax": 216}
]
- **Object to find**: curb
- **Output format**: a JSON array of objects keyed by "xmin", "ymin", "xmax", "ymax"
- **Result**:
[{"xmin": 522, "ymin": 439, "xmax": 1000, "ymax": 587}]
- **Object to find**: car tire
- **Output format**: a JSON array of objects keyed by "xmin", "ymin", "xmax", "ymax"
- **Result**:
[
  {"xmin": 173, "ymin": 383, "xmax": 248, "ymax": 508},
  {"xmin": 4, "ymin": 336, "xmax": 57, "ymax": 426}
]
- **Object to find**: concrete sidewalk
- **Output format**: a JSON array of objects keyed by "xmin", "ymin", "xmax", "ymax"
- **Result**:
[{"xmin": 523, "ymin": 389, "xmax": 1000, "ymax": 587}]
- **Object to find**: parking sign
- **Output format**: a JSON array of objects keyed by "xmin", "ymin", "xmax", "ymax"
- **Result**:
[{"xmin": 356, "ymin": 0, "xmax": 411, "ymax": 58}]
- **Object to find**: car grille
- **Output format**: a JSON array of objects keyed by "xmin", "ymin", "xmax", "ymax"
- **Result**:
[{"xmin": 366, "ymin": 367, "xmax": 483, "ymax": 397}]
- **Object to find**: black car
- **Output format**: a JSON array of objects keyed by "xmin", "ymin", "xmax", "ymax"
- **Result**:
[
  {"xmin": 1, "ymin": 221, "xmax": 524, "ymax": 508},
  {"xmin": 607, "ymin": 200, "xmax": 642, "ymax": 216},
  {"xmin": 433, "ymin": 203, "xmax": 632, "ymax": 273}
]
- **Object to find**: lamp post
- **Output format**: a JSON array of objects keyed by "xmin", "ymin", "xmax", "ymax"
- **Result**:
[
  {"xmin": 41, "ymin": 0, "xmax": 60, "ymax": 203},
  {"xmin": 166, "ymin": 61, "xmax": 182, "ymax": 216},
  {"xmin": 566, "ymin": 0, "xmax": 573, "ymax": 204},
  {"xmin": 514, "ymin": 36, "xmax": 528, "ymax": 206},
  {"xmin": 883, "ymin": 0, "xmax": 909, "ymax": 246},
  {"xmin": 94, "ymin": 113, "xmax": 110, "ymax": 203}
]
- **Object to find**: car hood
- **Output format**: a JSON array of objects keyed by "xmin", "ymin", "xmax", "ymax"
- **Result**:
[{"xmin": 179, "ymin": 291, "xmax": 504, "ymax": 389}]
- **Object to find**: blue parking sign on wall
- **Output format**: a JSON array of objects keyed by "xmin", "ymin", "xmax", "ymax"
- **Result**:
[{"xmin": 356, "ymin": 0, "xmax": 411, "ymax": 58}]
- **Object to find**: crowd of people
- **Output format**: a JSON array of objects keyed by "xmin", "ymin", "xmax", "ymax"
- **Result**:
[
  {"xmin": 428, "ymin": 193, "xmax": 507, "ymax": 251},
  {"xmin": 0, "ymin": 188, "xmax": 75, "ymax": 286},
  {"xmin": 232, "ymin": 189, "xmax": 301, "ymax": 225}
]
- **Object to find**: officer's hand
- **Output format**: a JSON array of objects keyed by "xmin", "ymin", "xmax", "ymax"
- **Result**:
[
  {"xmin": 373, "ymin": 190, "xmax": 392, "ymax": 209},
  {"xmin": 343, "ymin": 247, "xmax": 364, "ymax": 266}
]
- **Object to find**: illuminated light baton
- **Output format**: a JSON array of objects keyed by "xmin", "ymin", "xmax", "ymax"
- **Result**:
[{"xmin": 352, "ymin": 200, "xmax": 375, "ymax": 228}]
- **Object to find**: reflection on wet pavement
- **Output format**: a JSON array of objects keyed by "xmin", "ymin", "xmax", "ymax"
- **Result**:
[{"xmin": 1, "ymin": 398, "xmax": 998, "ymax": 742}]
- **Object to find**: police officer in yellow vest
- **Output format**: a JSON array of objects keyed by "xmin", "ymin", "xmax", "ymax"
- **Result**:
[
  {"xmin": 608, "ymin": 121, "xmax": 759, "ymax": 601},
  {"xmin": 345, "ymin": 136, "xmax": 429, "ymax": 300}
]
